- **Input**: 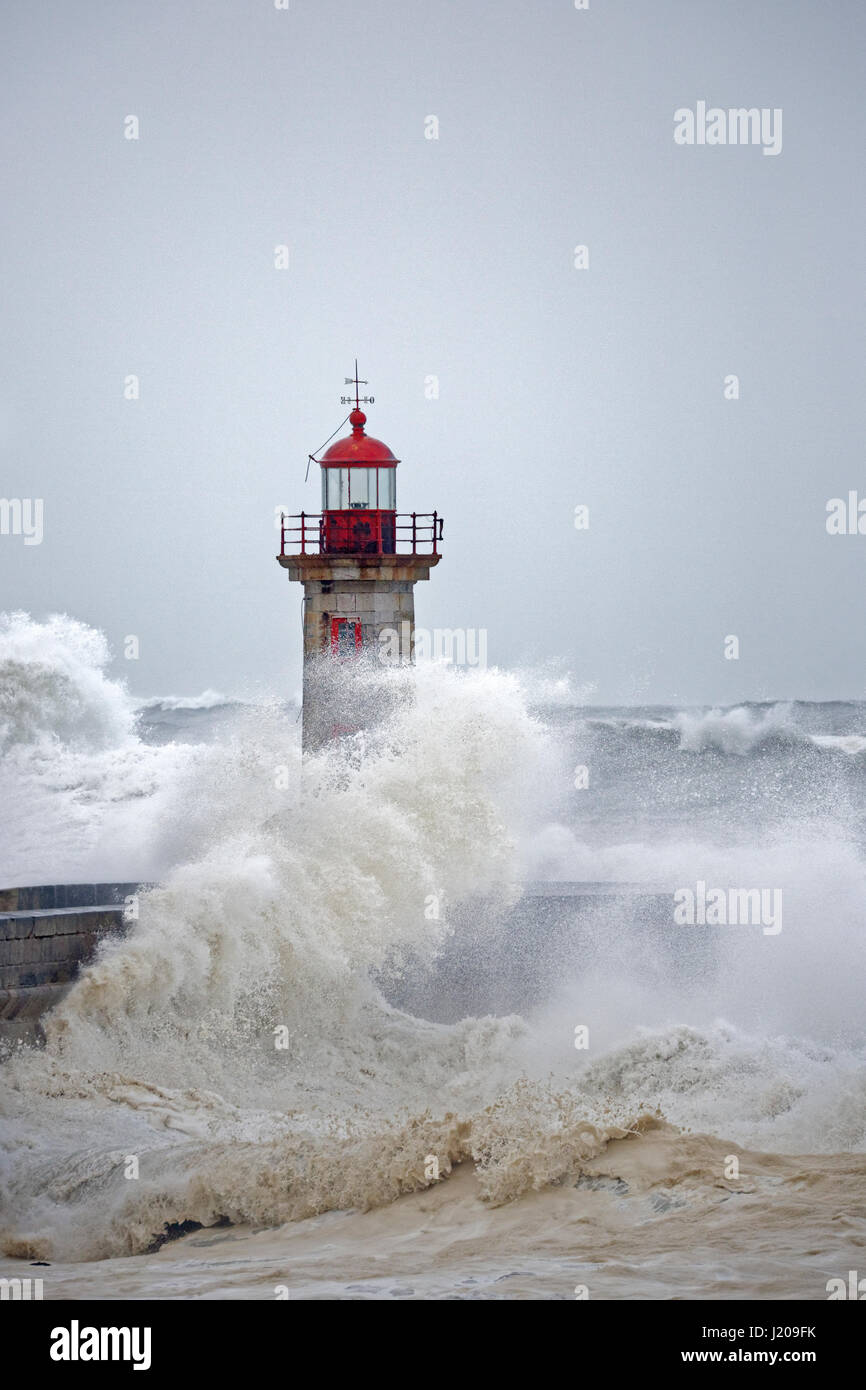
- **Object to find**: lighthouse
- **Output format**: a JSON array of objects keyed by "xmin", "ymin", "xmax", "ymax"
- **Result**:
[{"xmin": 277, "ymin": 367, "xmax": 443, "ymax": 749}]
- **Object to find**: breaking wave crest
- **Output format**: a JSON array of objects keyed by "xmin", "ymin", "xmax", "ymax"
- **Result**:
[
  {"xmin": 0, "ymin": 612, "xmax": 133, "ymax": 753},
  {"xmin": 138, "ymin": 691, "xmax": 235, "ymax": 712},
  {"xmin": 587, "ymin": 702, "xmax": 866, "ymax": 758}
]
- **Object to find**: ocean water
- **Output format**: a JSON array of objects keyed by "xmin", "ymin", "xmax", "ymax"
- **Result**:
[{"xmin": 1, "ymin": 611, "xmax": 865, "ymax": 1299}]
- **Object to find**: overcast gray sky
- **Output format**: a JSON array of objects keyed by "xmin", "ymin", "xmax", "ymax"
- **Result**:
[{"xmin": 1, "ymin": 0, "xmax": 864, "ymax": 705}]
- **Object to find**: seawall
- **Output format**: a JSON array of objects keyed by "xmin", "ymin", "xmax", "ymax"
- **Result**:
[
  {"xmin": 0, "ymin": 884, "xmax": 138, "ymax": 1046},
  {"xmin": 1, "ymin": 880, "xmax": 680, "ymax": 1046}
]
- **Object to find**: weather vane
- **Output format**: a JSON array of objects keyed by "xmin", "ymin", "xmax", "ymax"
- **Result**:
[{"xmin": 340, "ymin": 360, "xmax": 375, "ymax": 410}]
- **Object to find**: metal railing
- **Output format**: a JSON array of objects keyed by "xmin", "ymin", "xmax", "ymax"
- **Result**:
[{"xmin": 280, "ymin": 511, "xmax": 443, "ymax": 557}]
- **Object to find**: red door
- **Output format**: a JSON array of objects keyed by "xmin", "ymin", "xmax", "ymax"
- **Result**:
[{"xmin": 330, "ymin": 617, "xmax": 363, "ymax": 656}]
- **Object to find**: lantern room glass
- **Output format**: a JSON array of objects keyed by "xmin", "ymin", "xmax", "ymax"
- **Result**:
[
  {"xmin": 378, "ymin": 468, "xmax": 396, "ymax": 509},
  {"xmin": 323, "ymin": 468, "xmax": 349, "ymax": 510},
  {"xmin": 349, "ymin": 468, "xmax": 374, "ymax": 508},
  {"xmin": 322, "ymin": 466, "xmax": 396, "ymax": 511}
]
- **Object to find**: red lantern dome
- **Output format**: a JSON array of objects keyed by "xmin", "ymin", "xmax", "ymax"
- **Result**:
[
  {"xmin": 318, "ymin": 401, "xmax": 400, "ymax": 552},
  {"xmin": 318, "ymin": 408, "xmax": 400, "ymax": 466}
]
